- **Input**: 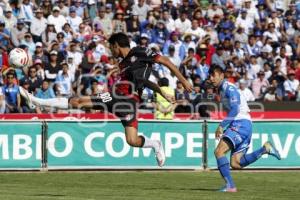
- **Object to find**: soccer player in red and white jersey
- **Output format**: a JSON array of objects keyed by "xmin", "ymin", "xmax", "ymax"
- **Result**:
[{"xmin": 20, "ymin": 32, "xmax": 193, "ymax": 167}]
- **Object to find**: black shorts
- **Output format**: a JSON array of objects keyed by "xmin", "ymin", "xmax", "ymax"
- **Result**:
[{"xmin": 91, "ymin": 92, "xmax": 138, "ymax": 128}]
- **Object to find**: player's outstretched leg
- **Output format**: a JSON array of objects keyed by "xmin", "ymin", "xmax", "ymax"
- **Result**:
[
  {"xmin": 125, "ymin": 126, "xmax": 166, "ymax": 167},
  {"xmin": 19, "ymin": 87, "xmax": 69, "ymax": 109},
  {"xmin": 215, "ymin": 139, "xmax": 237, "ymax": 192},
  {"xmin": 239, "ymin": 141, "xmax": 281, "ymax": 168}
]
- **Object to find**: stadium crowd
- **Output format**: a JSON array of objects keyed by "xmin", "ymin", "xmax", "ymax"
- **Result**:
[{"xmin": 0, "ymin": 0, "xmax": 300, "ymax": 116}]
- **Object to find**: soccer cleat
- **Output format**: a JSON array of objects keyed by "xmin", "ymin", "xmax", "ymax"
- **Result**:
[
  {"xmin": 218, "ymin": 185, "xmax": 238, "ymax": 193},
  {"xmin": 19, "ymin": 87, "xmax": 36, "ymax": 109},
  {"xmin": 155, "ymin": 140, "xmax": 166, "ymax": 167},
  {"xmin": 264, "ymin": 142, "xmax": 281, "ymax": 160}
]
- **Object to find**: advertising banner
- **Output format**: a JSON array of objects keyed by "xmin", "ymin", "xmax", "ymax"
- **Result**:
[
  {"xmin": 207, "ymin": 121, "xmax": 300, "ymax": 168},
  {"xmin": 0, "ymin": 122, "xmax": 42, "ymax": 169},
  {"xmin": 46, "ymin": 121, "xmax": 204, "ymax": 169}
]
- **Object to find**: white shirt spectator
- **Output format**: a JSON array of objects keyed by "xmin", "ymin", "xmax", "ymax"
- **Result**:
[
  {"xmin": 284, "ymin": 79, "xmax": 299, "ymax": 96},
  {"xmin": 47, "ymin": 13, "xmax": 67, "ymax": 33},
  {"xmin": 164, "ymin": 18, "xmax": 175, "ymax": 33},
  {"xmin": 239, "ymin": 88, "xmax": 255, "ymax": 102},
  {"xmin": 247, "ymin": 63, "xmax": 262, "ymax": 80},
  {"xmin": 207, "ymin": 7, "xmax": 223, "ymax": 20},
  {"xmin": 185, "ymin": 27, "xmax": 206, "ymax": 41},
  {"xmin": 67, "ymin": 15, "xmax": 82, "ymax": 33},
  {"xmin": 131, "ymin": 1, "xmax": 152, "ymax": 22},
  {"xmin": 174, "ymin": 18, "xmax": 192, "ymax": 34},
  {"xmin": 274, "ymin": 55, "xmax": 287, "ymax": 75},
  {"xmin": 20, "ymin": 1, "xmax": 34, "ymax": 23},
  {"xmin": 30, "ymin": 16, "xmax": 47, "ymax": 37},
  {"xmin": 236, "ymin": 15, "xmax": 254, "ymax": 34},
  {"xmin": 263, "ymin": 30, "xmax": 281, "ymax": 42},
  {"xmin": 55, "ymin": 71, "xmax": 74, "ymax": 96},
  {"xmin": 0, "ymin": 9, "xmax": 17, "ymax": 32},
  {"xmin": 67, "ymin": 51, "xmax": 83, "ymax": 67}
]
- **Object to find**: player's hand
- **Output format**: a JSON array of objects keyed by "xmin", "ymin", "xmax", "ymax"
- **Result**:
[
  {"xmin": 182, "ymin": 80, "xmax": 193, "ymax": 93},
  {"xmin": 163, "ymin": 93, "xmax": 176, "ymax": 104},
  {"xmin": 215, "ymin": 125, "xmax": 224, "ymax": 139}
]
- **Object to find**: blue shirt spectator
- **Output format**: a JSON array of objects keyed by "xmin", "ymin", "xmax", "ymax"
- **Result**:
[{"xmin": 36, "ymin": 80, "xmax": 56, "ymax": 99}]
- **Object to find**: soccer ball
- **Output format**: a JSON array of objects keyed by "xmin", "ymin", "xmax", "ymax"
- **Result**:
[{"xmin": 9, "ymin": 48, "xmax": 30, "ymax": 68}]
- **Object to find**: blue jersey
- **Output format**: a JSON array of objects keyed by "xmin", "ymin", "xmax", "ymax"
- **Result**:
[
  {"xmin": 219, "ymin": 80, "xmax": 252, "ymax": 154},
  {"xmin": 219, "ymin": 80, "xmax": 251, "ymax": 129},
  {"xmin": 3, "ymin": 85, "xmax": 19, "ymax": 106}
]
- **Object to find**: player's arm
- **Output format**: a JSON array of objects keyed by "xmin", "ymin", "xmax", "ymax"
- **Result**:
[
  {"xmin": 156, "ymin": 56, "xmax": 193, "ymax": 92},
  {"xmin": 216, "ymin": 86, "xmax": 240, "ymax": 139}
]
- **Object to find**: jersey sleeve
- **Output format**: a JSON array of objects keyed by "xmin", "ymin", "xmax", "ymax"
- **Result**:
[
  {"xmin": 220, "ymin": 85, "xmax": 241, "ymax": 128},
  {"xmin": 136, "ymin": 47, "xmax": 160, "ymax": 63}
]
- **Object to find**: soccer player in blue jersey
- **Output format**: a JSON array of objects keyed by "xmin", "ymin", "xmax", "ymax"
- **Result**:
[{"xmin": 209, "ymin": 65, "xmax": 281, "ymax": 192}]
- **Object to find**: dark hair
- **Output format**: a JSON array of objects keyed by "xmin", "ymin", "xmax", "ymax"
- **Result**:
[
  {"xmin": 208, "ymin": 64, "xmax": 224, "ymax": 75},
  {"xmin": 88, "ymin": 41, "xmax": 97, "ymax": 50},
  {"xmin": 159, "ymin": 78, "xmax": 169, "ymax": 87},
  {"xmin": 6, "ymin": 71, "xmax": 15, "ymax": 77},
  {"xmin": 108, "ymin": 32, "xmax": 130, "ymax": 48}
]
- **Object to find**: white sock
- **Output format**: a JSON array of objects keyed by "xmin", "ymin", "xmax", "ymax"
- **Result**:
[
  {"xmin": 31, "ymin": 96, "xmax": 69, "ymax": 109},
  {"xmin": 142, "ymin": 136, "xmax": 159, "ymax": 152}
]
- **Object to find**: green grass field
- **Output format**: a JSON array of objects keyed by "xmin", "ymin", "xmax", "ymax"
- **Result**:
[{"xmin": 0, "ymin": 171, "xmax": 299, "ymax": 200}]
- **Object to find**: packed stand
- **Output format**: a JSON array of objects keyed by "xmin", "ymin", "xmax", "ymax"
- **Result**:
[{"xmin": 0, "ymin": 0, "xmax": 300, "ymax": 116}]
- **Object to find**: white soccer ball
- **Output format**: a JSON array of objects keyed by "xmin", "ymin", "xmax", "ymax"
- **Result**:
[{"xmin": 9, "ymin": 48, "xmax": 30, "ymax": 68}]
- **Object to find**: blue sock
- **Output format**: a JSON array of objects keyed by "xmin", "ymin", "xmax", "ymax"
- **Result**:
[
  {"xmin": 217, "ymin": 156, "xmax": 235, "ymax": 188},
  {"xmin": 240, "ymin": 146, "xmax": 266, "ymax": 167}
]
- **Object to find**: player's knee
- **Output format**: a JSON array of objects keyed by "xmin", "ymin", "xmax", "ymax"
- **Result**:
[
  {"xmin": 231, "ymin": 160, "xmax": 242, "ymax": 170},
  {"xmin": 69, "ymin": 98, "xmax": 79, "ymax": 108},
  {"xmin": 214, "ymin": 148, "xmax": 225, "ymax": 158}
]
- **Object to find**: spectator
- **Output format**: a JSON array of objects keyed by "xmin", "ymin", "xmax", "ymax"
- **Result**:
[
  {"xmin": 3, "ymin": 72, "xmax": 21, "ymax": 113},
  {"xmin": 33, "ymin": 59, "xmax": 45, "ymax": 80},
  {"xmin": 112, "ymin": 9, "xmax": 127, "ymax": 33},
  {"xmin": 185, "ymin": 19, "xmax": 206, "ymax": 42},
  {"xmin": 21, "ymin": 32, "xmax": 36, "ymax": 56},
  {"xmin": 0, "ymin": 80, "xmax": 5, "ymax": 113},
  {"xmin": 153, "ymin": 77, "xmax": 176, "ymax": 120},
  {"xmin": 73, "ymin": 0, "xmax": 85, "ymax": 18},
  {"xmin": 31, "ymin": 8, "xmax": 47, "ymax": 43},
  {"xmin": 212, "ymin": 45, "xmax": 226, "ymax": 70},
  {"xmin": 238, "ymin": 79, "xmax": 255, "ymax": 102},
  {"xmin": 55, "ymin": 62, "xmax": 74, "ymax": 97},
  {"xmin": 21, "ymin": 66, "xmax": 43, "ymax": 93},
  {"xmin": 11, "ymin": 19, "xmax": 28, "ymax": 47},
  {"xmin": 67, "ymin": 41, "xmax": 83, "ymax": 68},
  {"xmin": 132, "ymin": 0, "xmax": 152, "ymax": 22},
  {"xmin": 67, "ymin": 6, "xmax": 82, "ymax": 33},
  {"xmin": 20, "ymin": 0, "xmax": 34, "ymax": 24},
  {"xmin": 175, "ymin": 81, "xmax": 191, "ymax": 113},
  {"xmin": 284, "ymin": 69, "xmax": 299, "ymax": 100},
  {"xmin": 36, "ymin": 79, "xmax": 56, "ymax": 99},
  {"xmin": 163, "ymin": 31, "xmax": 185, "ymax": 61},
  {"xmin": 251, "ymin": 70, "xmax": 270, "ymax": 100},
  {"xmin": 93, "ymin": 6, "xmax": 112, "ymax": 37},
  {"xmin": 153, "ymin": 20, "xmax": 169, "ymax": 47},
  {"xmin": 44, "ymin": 50, "xmax": 61, "ymax": 82},
  {"xmin": 40, "ymin": 0, "xmax": 53, "ymax": 18},
  {"xmin": 207, "ymin": 3, "xmax": 224, "ymax": 21},
  {"xmin": 33, "ymin": 42, "xmax": 49, "ymax": 65},
  {"xmin": 41, "ymin": 22, "xmax": 57, "ymax": 47},
  {"xmin": 47, "ymin": 6, "xmax": 67, "ymax": 33},
  {"xmin": 174, "ymin": 11, "xmax": 191, "ymax": 35},
  {"xmin": 1, "ymin": 7, "xmax": 17, "ymax": 32},
  {"xmin": 57, "ymin": 0, "xmax": 69, "ymax": 17},
  {"xmin": 162, "ymin": 9, "xmax": 175, "ymax": 33}
]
